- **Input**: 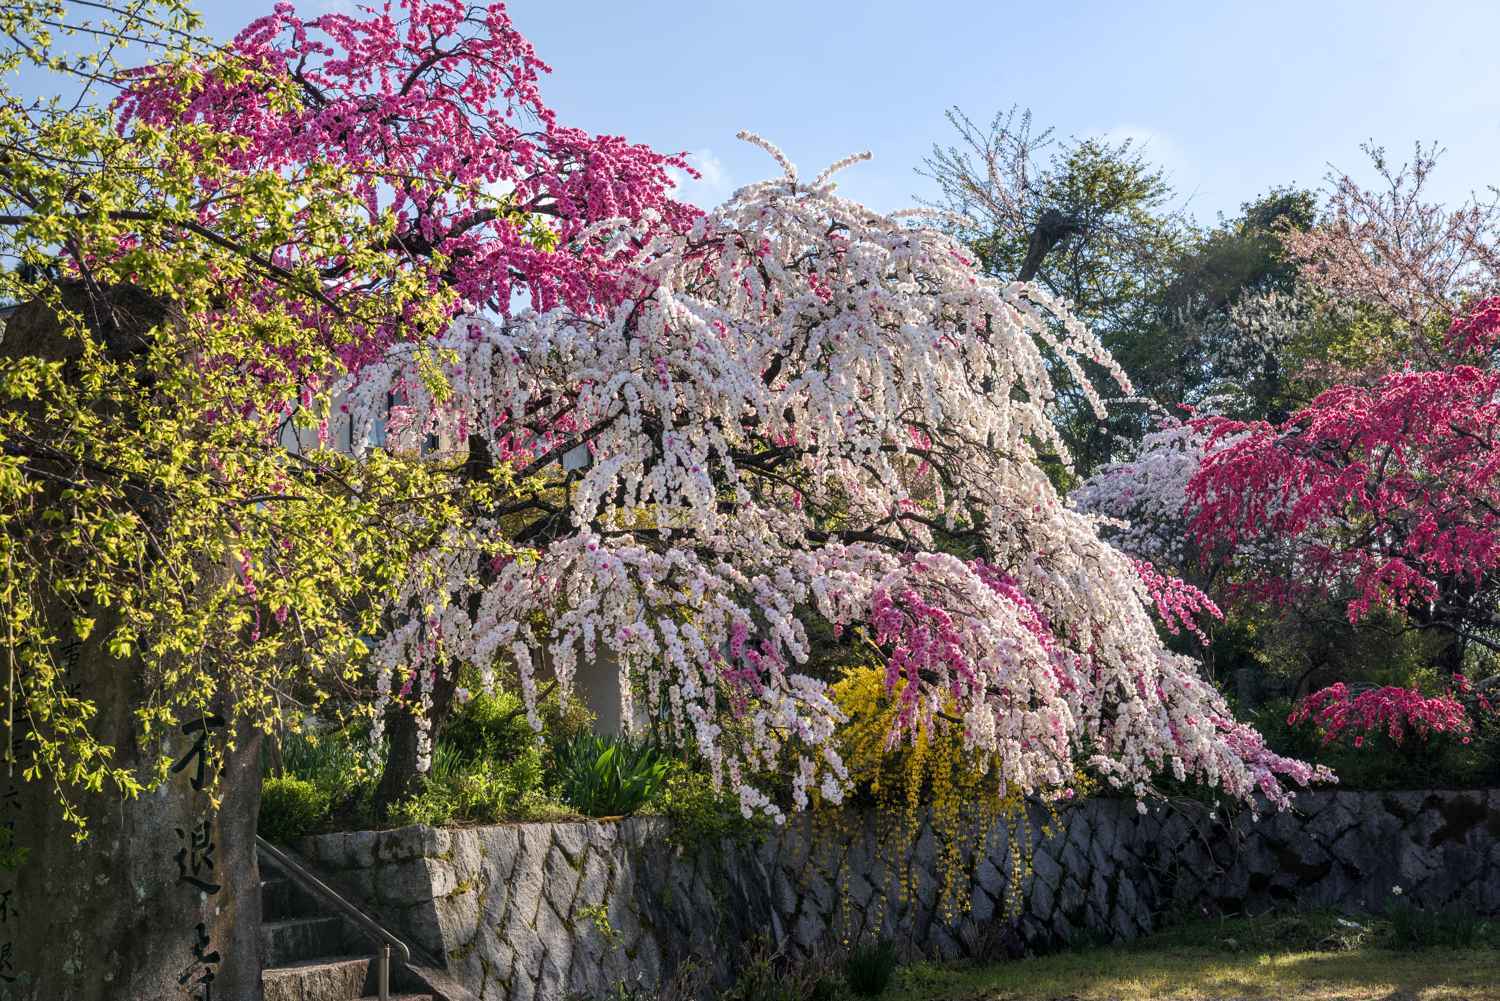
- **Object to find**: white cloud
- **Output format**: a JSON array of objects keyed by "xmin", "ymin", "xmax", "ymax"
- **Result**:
[{"xmin": 668, "ymin": 149, "xmax": 733, "ymax": 210}]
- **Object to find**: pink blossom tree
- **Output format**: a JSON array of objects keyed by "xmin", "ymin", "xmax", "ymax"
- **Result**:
[
  {"xmin": 1289, "ymin": 681, "xmax": 1476, "ymax": 750},
  {"xmin": 113, "ymin": 0, "xmax": 701, "ymax": 806},
  {"xmin": 99, "ymin": 1, "xmax": 1322, "ymax": 819},
  {"xmin": 1188, "ymin": 297, "xmax": 1500, "ymax": 674}
]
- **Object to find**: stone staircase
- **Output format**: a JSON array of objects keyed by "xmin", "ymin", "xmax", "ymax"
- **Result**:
[{"xmin": 259, "ymin": 851, "xmax": 433, "ymax": 1001}]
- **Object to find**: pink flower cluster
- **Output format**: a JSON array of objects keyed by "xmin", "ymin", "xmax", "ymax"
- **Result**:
[
  {"xmin": 869, "ymin": 558, "xmax": 1065, "ymax": 733},
  {"xmin": 1130, "ymin": 559, "xmax": 1221, "ymax": 646},
  {"xmin": 117, "ymin": 0, "xmax": 695, "ymax": 375},
  {"xmin": 1289, "ymin": 682, "xmax": 1472, "ymax": 748},
  {"xmin": 1447, "ymin": 296, "xmax": 1500, "ymax": 357},
  {"xmin": 1217, "ymin": 718, "xmax": 1337, "ymax": 802}
]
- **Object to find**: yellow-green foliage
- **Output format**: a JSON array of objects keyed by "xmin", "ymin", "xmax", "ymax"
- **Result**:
[
  {"xmin": 0, "ymin": 1, "xmax": 520, "ymax": 838},
  {"xmin": 648, "ymin": 759, "xmax": 762, "ymax": 850}
]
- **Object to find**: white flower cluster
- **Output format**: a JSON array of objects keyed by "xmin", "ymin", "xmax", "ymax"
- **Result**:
[
  {"xmin": 1175, "ymin": 288, "xmax": 1307, "ymax": 414},
  {"xmin": 1069, "ymin": 420, "xmax": 1209, "ymax": 571},
  {"xmin": 346, "ymin": 139, "xmax": 1321, "ymax": 819}
]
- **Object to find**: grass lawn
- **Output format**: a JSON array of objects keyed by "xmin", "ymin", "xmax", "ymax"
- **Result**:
[{"xmin": 883, "ymin": 911, "xmax": 1500, "ymax": 1001}]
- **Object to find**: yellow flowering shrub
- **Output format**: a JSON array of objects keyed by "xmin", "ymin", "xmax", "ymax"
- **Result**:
[{"xmin": 828, "ymin": 664, "xmax": 1039, "ymax": 921}]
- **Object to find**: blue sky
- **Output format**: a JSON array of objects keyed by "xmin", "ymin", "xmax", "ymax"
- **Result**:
[
  {"xmin": 498, "ymin": 0, "xmax": 1500, "ymax": 221},
  {"xmin": 55, "ymin": 2, "xmax": 1500, "ymax": 222}
]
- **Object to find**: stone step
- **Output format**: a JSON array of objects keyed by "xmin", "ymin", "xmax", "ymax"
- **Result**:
[
  {"xmin": 261, "ymin": 954, "xmax": 433, "ymax": 1001},
  {"xmin": 261, "ymin": 915, "xmax": 347, "ymax": 967},
  {"xmin": 262, "ymin": 956, "xmax": 370, "ymax": 1001},
  {"xmin": 261, "ymin": 876, "xmax": 322, "ymax": 921}
]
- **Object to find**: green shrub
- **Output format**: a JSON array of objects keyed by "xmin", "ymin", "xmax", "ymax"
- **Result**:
[
  {"xmin": 391, "ymin": 770, "xmax": 508, "ymax": 827},
  {"xmin": 552, "ymin": 734, "xmax": 670, "ymax": 817},
  {"xmin": 445, "ymin": 685, "xmax": 595, "ymax": 766},
  {"xmin": 261, "ymin": 685, "xmax": 597, "ymax": 831},
  {"xmin": 259, "ymin": 776, "xmax": 330, "ymax": 844},
  {"xmin": 845, "ymin": 938, "xmax": 898, "ymax": 997},
  {"xmin": 443, "ymin": 689, "xmax": 538, "ymax": 763},
  {"xmin": 280, "ymin": 726, "xmax": 365, "ymax": 782},
  {"xmin": 646, "ymin": 760, "xmax": 759, "ymax": 848},
  {"xmin": 390, "ymin": 739, "xmax": 553, "ymax": 827},
  {"xmin": 272, "ymin": 726, "xmax": 374, "ymax": 804},
  {"xmin": 721, "ymin": 939, "xmax": 837, "ymax": 1001}
]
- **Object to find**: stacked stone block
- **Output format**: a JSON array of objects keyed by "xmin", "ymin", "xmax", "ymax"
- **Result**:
[{"xmin": 297, "ymin": 789, "xmax": 1500, "ymax": 1001}]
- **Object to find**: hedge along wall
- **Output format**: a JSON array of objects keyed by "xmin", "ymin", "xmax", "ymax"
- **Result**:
[{"xmin": 296, "ymin": 789, "xmax": 1500, "ymax": 1001}]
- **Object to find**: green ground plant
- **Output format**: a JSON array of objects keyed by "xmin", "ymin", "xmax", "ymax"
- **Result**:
[
  {"xmin": 889, "ymin": 910, "xmax": 1500, "ymax": 1000},
  {"xmin": 259, "ymin": 776, "xmax": 330, "ymax": 845},
  {"xmin": 719, "ymin": 938, "xmax": 840, "ymax": 1001},
  {"xmin": 645, "ymin": 760, "xmax": 764, "ymax": 849},
  {"xmin": 551, "ymin": 734, "xmax": 671, "ymax": 818},
  {"xmin": 1383, "ymin": 898, "xmax": 1492, "ymax": 950},
  {"xmin": 844, "ymin": 939, "xmax": 898, "ymax": 997},
  {"xmin": 389, "ymin": 742, "xmax": 536, "ymax": 827},
  {"xmin": 259, "ymin": 685, "xmax": 601, "ymax": 833}
]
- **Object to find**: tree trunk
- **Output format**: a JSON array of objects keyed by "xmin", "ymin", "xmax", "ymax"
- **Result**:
[
  {"xmin": 1407, "ymin": 597, "xmax": 1467, "ymax": 678},
  {"xmin": 1017, "ymin": 207, "xmax": 1085, "ymax": 283},
  {"xmin": 371, "ymin": 668, "xmax": 459, "ymax": 819},
  {"xmin": 1435, "ymin": 630, "xmax": 1466, "ymax": 678},
  {"xmin": 371, "ymin": 434, "xmax": 496, "ymax": 819},
  {"xmin": 1, "ymin": 291, "xmax": 263, "ymax": 1000}
]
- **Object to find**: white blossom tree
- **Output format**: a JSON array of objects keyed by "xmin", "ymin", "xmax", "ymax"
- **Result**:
[
  {"xmin": 350, "ymin": 136, "xmax": 1328, "ymax": 819},
  {"xmin": 1070, "ymin": 419, "xmax": 1211, "ymax": 572}
]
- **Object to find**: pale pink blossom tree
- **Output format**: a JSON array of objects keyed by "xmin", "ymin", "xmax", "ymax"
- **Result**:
[{"xmin": 1282, "ymin": 143, "xmax": 1500, "ymax": 367}]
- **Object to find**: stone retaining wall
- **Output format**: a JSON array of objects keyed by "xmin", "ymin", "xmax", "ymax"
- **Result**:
[{"xmin": 297, "ymin": 788, "xmax": 1500, "ymax": 1001}]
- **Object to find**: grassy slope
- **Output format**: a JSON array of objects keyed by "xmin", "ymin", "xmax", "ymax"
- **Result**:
[{"xmin": 884, "ymin": 912, "xmax": 1500, "ymax": 1001}]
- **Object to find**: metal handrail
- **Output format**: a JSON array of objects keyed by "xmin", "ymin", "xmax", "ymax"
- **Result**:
[{"xmin": 257, "ymin": 834, "xmax": 412, "ymax": 1000}]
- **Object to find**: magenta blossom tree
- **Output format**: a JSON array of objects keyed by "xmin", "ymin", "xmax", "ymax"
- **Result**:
[
  {"xmin": 119, "ymin": 0, "xmax": 696, "ymax": 367},
  {"xmin": 1188, "ymin": 297, "xmax": 1500, "ymax": 671},
  {"xmin": 1289, "ymin": 681, "xmax": 1476, "ymax": 749},
  {"xmin": 111, "ymin": 0, "xmax": 703, "ymax": 805}
]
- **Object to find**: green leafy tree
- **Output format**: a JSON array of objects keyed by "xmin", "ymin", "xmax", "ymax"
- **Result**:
[
  {"xmin": 921, "ymin": 107, "xmax": 1188, "ymax": 475},
  {"xmin": 1, "ymin": 0, "xmax": 691, "ymax": 832},
  {"xmin": 0, "ymin": 1, "xmax": 467, "ymax": 836},
  {"xmin": 1130, "ymin": 187, "xmax": 1319, "ymax": 421}
]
